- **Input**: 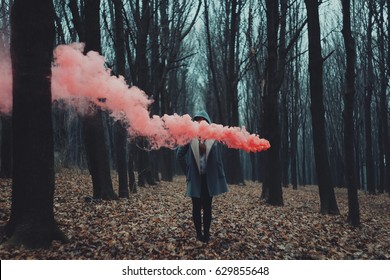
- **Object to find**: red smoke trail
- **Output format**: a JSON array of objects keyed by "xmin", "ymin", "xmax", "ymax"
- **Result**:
[
  {"xmin": 1, "ymin": 43, "xmax": 270, "ymax": 152},
  {"xmin": 0, "ymin": 45, "xmax": 12, "ymax": 115}
]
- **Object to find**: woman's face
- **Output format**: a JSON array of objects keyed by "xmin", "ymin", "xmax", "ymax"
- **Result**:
[{"xmin": 194, "ymin": 117, "xmax": 206, "ymax": 123}]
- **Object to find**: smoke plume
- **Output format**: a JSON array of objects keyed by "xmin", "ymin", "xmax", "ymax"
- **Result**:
[{"xmin": 0, "ymin": 43, "xmax": 270, "ymax": 152}]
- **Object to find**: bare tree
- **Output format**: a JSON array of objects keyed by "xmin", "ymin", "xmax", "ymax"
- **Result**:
[
  {"xmin": 289, "ymin": 4, "xmax": 304, "ymax": 189},
  {"xmin": 204, "ymin": 0, "xmax": 258, "ymax": 185},
  {"xmin": 82, "ymin": 0, "xmax": 117, "ymax": 200},
  {"xmin": 113, "ymin": 0, "xmax": 131, "ymax": 198},
  {"xmin": 261, "ymin": 0, "xmax": 306, "ymax": 205},
  {"xmin": 304, "ymin": 0, "xmax": 339, "ymax": 214},
  {"xmin": 153, "ymin": 0, "xmax": 201, "ymax": 182},
  {"xmin": 204, "ymin": 0, "xmax": 224, "ymax": 122},
  {"xmin": 375, "ymin": 0, "xmax": 390, "ymax": 194},
  {"xmin": 341, "ymin": 0, "xmax": 360, "ymax": 227},
  {"xmin": 386, "ymin": 0, "xmax": 390, "ymax": 195},
  {"xmin": 131, "ymin": 0, "xmax": 156, "ymax": 187},
  {"xmin": 1, "ymin": 0, "xmax": 68, "ymax": 248},
  {"xmin": 364, "ymin": 0, "xmax": 376, "ymax": 195},
  {"xmin": 261, "ymin": 0, "xmax": 283, "ymax": 204},
  {"xmin": 224, "ymin": 0, "xmax": 244, "ymax": 185}
]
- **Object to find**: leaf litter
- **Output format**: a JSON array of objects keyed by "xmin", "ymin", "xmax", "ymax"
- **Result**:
[{"xmin": 0, "ymin": 168, "xmax": 389, "ymax": 259}]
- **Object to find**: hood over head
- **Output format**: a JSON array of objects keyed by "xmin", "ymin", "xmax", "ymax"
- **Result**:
[{"xmin": 193, "ymin": 110, "xmax": 211, "ymax": 124}]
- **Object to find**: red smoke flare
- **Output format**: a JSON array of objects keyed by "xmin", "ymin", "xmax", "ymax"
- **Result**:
[{"xmin": 0, "ymin": 43, "xmax": 270, "ymax": 152}]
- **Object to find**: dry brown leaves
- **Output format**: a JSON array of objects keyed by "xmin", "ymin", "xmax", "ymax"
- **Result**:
[{"xmin": 0, "ymin": 168, "xmax": 389, "ymax": 260}]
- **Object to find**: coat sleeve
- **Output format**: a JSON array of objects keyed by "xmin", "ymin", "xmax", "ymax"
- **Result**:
[{"xmin": 176, "ymin": 144, "xmax": 190, "ymax": 175}]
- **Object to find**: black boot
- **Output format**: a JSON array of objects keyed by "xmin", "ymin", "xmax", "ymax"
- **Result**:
[
  {"xmin": 203, "ymin": 199, "xmax": 212, "ymax": 243},
  {"xmin": 192, "ymin": 198, "xmax": 203, "ymax": 241},
  {"xmin": 193, "ymin": 210, "xmax": 203, "ymax": 241},
  {"xmin": 203, "ymin": 222, "xmax": 210, "ymax": 243},
  {"xmin": 194, "ymin": 220, "xmax": 203, "ymax": 241}
]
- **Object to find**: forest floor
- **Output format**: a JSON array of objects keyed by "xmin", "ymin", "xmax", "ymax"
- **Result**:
[{"xmin": 0, "ymin": 168, "xmax": 389, "ymax": 260}]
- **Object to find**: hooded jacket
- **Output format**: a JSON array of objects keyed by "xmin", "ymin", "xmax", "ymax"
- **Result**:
[{"xmin": 176, "ymin": 110, "xmax": 228, "ymax": 198}]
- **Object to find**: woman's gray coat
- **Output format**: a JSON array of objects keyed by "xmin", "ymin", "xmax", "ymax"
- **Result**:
[{"xmin": 176, "ymin": 110, "xmax": 228, "ymax": 198}]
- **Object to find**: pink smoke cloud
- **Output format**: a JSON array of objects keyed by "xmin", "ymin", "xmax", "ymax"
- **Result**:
[
  {"xmin": 0, "ymin": 43, "xmax": 270, "ymax": 152},
  {"xmin": 0, "ymin": 45, "xmax": 12, "ymax": 115}
]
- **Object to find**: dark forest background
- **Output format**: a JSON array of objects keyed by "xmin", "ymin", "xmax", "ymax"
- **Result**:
[{"xmin": 0, "ymin": 0, "xmax": 389, "ymax": 248}]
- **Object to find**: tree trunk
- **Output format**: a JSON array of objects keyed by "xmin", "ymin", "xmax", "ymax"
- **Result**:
[
  {"xmin": 2, "ymin": 0, "xmax": 68, "ymax": 248},
  {"xmin": 281, "ymin": 86, "xmax": 289, "ymax": 187},
  {"xmin": 364, "ymin": 0, "xmax": 376, "ymax": 195},
  {"xmin": 149, "ymin": 0, "xmax": 163, "ymax": 183},
  {"xmin": 0, "ymin": 116, "xmax": 12, "ymax": 178},
  {"xmin": 82, "ymin": 0, "xmax": 117, "ymax": 200},
  {"xmin": 115, "ymin": 121, "xmax": 129, "ymax": 198},
  {"xmin": 160, "ymin": 148, "xmax": 173, "ymax": 181},
  {"xmin": 386, "ymin": 0, "xmax": 390, "ymax": 195},
  {"xmin": 224, "ymin": 0, "xmax": 244, "ymax": 185},
  {"xmin": 204, "ymin": 0, "xmax": 223, "ymax": 123},
  {"xmin": 134, "ymin": 0, "xmax": 156, "ymax": 187},
  {"xmin": 304, "ymin": 0, "xmax": 339, "ymax": 214},
  {"xmin": 379, "ymin": 0, "xmax": 390, "ymax": 195},
  {"xmin": 291, "ymin": 27, "xmax": 301, "ymax": 189},
  {"xmin": 128, "ymin": 143, "xmax": 137, "ymax": 193},
  {"xmin": 341, "ymin": 0, "xmax": 360, "ymax": 227},
  {"xmin": 288, "ymin": 1, "xmax": 300, "ymax": 190},
  {"xmin": 113, "ymin": 0, "xmax": 130, "ymax": 198},
  {"xmin": 301, "ymin": 107, "xmax": 307, "ymax": 185},
  {"xmin": 291, "ymin": 66, "xmax": 299, "ymax": 190},
  {"xmin": 261, "ymin": 0, "xmax": 283, "ymax": 205},
  {"xmin": 224, "ymin": 0, "xmax": 243, "ymax": 185}
]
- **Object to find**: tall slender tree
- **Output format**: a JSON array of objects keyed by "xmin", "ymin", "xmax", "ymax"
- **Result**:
[
  {"xmin": 2, "ymin": 0, "xmax": 68, "ymax": 248},
  {"xmin": 261, "ymin": 0, "xmax": 283, "ymax": 204},
  {"xmin": 204, "ymin": 0, "xmax": 223, "ymax": 123},
  {"xmin": 341, "ymin": 0, "xmax": 360, "ymax": 227},
  {"xmin": 82, "ymin": 0, "xmax": 117, "ymax": 200},
  {"xmin": 364, "ymin": 0, "xmax": 376, "ymax": 195},
  {"xmin": 224, "ymin": 0, "xmax": 244, "ymax": 185},
  {"xmin": 304, "ymin": 0, "xmax": 339, "ymax": 214},
  {"xmin": 133, "ymin": 0, "xmax": 156, "ymax": 187},
  {"xmin": 204, "ymin": 0, "xmax": 251, "ymax": 184},
  {"xmin": 376, "ymin": 0, "xmax": 390, "ymax": 194},
  {"xmin": 113, "ymin": 0, "xmax": 130, "ymax": 198},
  {"xmin": 386, "ymin": 0, "xmax": 390, "ymax": 194},
  {"xmin": 261, "ymin": 0, "xmax": 305, "ymax": 204}
]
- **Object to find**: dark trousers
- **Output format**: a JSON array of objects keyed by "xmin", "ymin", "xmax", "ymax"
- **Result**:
[{"xmin": 191, "ymin": 175, "xmax": 213, "ymax": 238}]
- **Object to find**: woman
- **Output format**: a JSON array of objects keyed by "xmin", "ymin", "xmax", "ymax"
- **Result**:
[{"xmin": 176, "ymin": 110, "xmax": 228, "ymax": 243}]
